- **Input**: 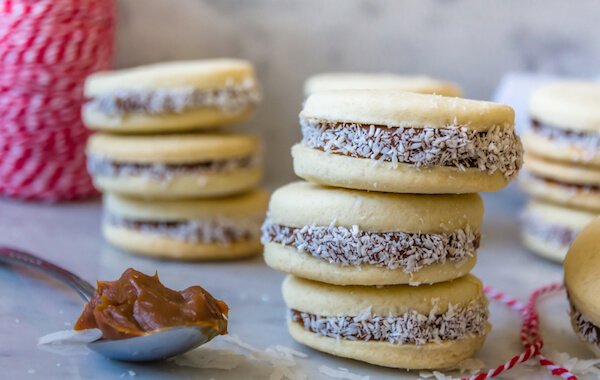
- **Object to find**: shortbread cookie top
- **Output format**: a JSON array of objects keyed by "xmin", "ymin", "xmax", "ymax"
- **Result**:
[
  {"xmin": 283, "ymin": 274, "xmax": 485, "ymax": 316},
  {"xmin": 105, "ymin": 189, "xmax": 268, "ymax": 220},
  {"xmin": 564, "ymin": 216, "xmax": 600, "ymax": 325},
  {"xmin": 85, "ymin": 59, "xmax": 256, "ymax": 94},
  {"xmin": 530, "ymin": 81, "xmax": 600, "ymax": 132},
  {"xmin": 87, "ymin": 133, "xmax": 260, "ymax": 163},
  {"xmin": 304, "ymin": 73, "xmax": 462, "ymax": 97},
  {"xmin": 300, "ymin": 90, "xmax": 514, "ymax": 132},
  {"xmin": 268, "ymin": 181, "xmax": 483, "ymax": 233}
]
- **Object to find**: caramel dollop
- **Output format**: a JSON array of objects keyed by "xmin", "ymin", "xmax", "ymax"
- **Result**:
[{"xmin": 74, "ymin": 268, "xmax": 228, "ymax": 340}]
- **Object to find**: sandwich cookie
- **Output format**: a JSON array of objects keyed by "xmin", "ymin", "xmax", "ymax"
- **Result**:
[
  {"xmin": 304, "ymin": 73, "xmax": 462, "ymax": 97},
  {"xmin": 83, "ymin": 59, "xmax": 261, "ymax": 132},
  {"xmin": 283, "ymin": 275, "xmax": 490, "ymax": 369},
  {"xmin": 262, "ymin": 182, "xmax": 483, "ymax": 285},
  {"xmin": 521, "ymin": 199, "xmax": 596, "ymax": 262},
  {"xmin": 525, "ymin": 81, "xmax": 600, "ymax": 165},
  {"xmin": 564, "ymin": 216, "xmax": 600, "ymax": 357},
  {"xmin": 87, "ymin": 133, "xmax": 262, "ymax": 199},
  {"xmin": 103, "ymin": 190, "xmax": 268, "ymax": 260},
  {"xmin": 292, "ymin": 90, "xmax": 523, "ymax": 194},
  {"xmin": 520, "ymin": 153, "xmax": 600, "ymax": 211}
]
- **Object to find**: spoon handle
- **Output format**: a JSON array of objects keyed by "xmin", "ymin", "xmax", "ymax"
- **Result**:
[{"xmin": 0, "ymin": 246, "xmax": 95, "ymax": 302}]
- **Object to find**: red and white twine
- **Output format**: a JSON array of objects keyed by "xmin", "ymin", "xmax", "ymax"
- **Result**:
[
  {"xmin": 460, "ymin": 284, "xmax": 576, "ymax": 380},
  {"xmin": 0, "ymin": 0, "xmax": 115, "ymax": 201}
]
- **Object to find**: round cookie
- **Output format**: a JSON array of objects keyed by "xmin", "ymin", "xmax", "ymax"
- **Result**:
[
  {"xmin": 304, "ymin": 73, "xmax": 462, "ymax": 97},
  {"xmin": 87, "ymin": 133, "xmax": 262, "ymax": 199},
  {"xmin": 262, "ymin": 181, "xmax": 483, "ymax": 285},
  {"xmin": 83, "ymin": 59, "xmax": 261, "ymax": 132},
  {"xmin": 521, "ymin": 199, "xmax": 596, "ymax": 263},
  {"xmin": 103, "ymin": 190, "xmax": 268, "ymax": 260},
  {"xmin": 293, "ymin": 90, "xmax": 522, "ymax": 194},
  {"xmin": 564, "ymin": 216, "xmax": 600, "ymax": 357},
  {"xmin": 520, "ymin": 153, "xmax": 600, "ymax": 211},
  {"xmin": 526, "ymin": 81, "xmax": 600, "ymax": 165},
  {"xmin": 282, "ymin": 274, "xmax": 490, "ymax": 369}
]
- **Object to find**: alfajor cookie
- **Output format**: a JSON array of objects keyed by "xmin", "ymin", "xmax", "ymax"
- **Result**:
[
  {"xmin": 103, "ymin": 190, "xmax": 268, "ymax": 260},
  {"xmin": 87, "ymin": 133, "xmax": 262, "ymax": 199},
  {"xmin": 525, "ymin": 81, "xmax": 600, "ymax": 165},
  {"xmin": 283, "ymin": 274, "xmax": 490, "ymax": 369},
  {"xmin": 83, "ymin": 59, "xmax": 261, "ymax": 132},
  {"xmin": 262, "ymin": 181, "xmax": 483, "ymax": 285},
  {"xmin": 292, "ymin": 90, "xmax": 523, "ymax": 194},
  {"xmin": 520, "ymin": 153, "xmax": 600, "ymax": 212},
  {"xmin": 521, "ymin": 199, "xmax": 596, "ymax": 262},
  {"xmin": 304, "ymin": 73, "xmax": 462, "ymax": 97},
  {"xmin": 564, "ymin": 216, "xmax": 600, "ymax": 357}
]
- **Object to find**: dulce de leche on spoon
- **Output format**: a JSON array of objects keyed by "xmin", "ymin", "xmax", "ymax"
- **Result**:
[{"xmin": 74, "ymin": 268, "xmax": 229, "ymax": 340}]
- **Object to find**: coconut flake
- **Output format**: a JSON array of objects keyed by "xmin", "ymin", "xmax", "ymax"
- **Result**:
[
  {"xmin": 419, "ymin": 371, "xmax": 457, "ymax": 379},
  {"xmin": 300, "ymin": 118, "xmax": 523, "ymax": 180},
  {"xmin": 173, "ymin": 347, "xmax": 245, "ymax": 370},
  {"xmin": 318, "ymin": 365, "xmax": 370, "ymax": 380},
  {"xmin": 38, "ymin": 329, "xmax": 102, "ymax": 345},
  {"xmin": 222, "ymin": 335, "xmax": 308, "ymax": 380}
]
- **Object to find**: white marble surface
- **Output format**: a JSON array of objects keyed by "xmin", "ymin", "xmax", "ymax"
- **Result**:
[{"xmin": 0, "ymin": 190, "xmax": 598, "ymax": 379}]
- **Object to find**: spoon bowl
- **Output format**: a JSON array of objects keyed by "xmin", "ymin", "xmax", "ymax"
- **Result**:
[
  {"xmin": 0, "ymin": 246, "xmax": 222, "ymax": 362},
  {"xmin": 88, "ymin": 324, "xmax": 222, "ymax": 361}
]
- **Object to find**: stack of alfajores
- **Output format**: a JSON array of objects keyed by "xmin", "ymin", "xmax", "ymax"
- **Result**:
[
  {"xmin": 262, "ymin": 83, "xmax": 523, "ymax": 369},
  {"xmin": 520, "ymin": 82, "xmax": 600, "ymax": 263},
  {"xmin": 83, "ymin": 59, "xmax": 268, "ymax": 261}
]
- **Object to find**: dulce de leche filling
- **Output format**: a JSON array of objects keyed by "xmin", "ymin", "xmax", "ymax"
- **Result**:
[
  {"xmin": 261, "ymin": 217, "xmax": 480, "ymax": 273},
  {"xmin": 87, "ymin": 154, "xmax": 259, "ymax": 180},
  {"xmin": 290, "ymin": 300, "xmax": 488, "ymax": 345},
  {"xmin": 107, "ymin": 213, "xmax": 262, "ymax": 244},
  {"xmin": 74, "ymin": 268, "xmax": 229, "ymax": 340},
  {"xmin": 300, "ymin": 118, "xmax": 523, "ymax": 180},
  {"xmin": 86, "ymin": 79, "xmax": 261, "ymax": 116}
]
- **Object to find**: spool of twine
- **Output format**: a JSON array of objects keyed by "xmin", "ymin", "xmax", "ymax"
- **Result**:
[{"xmin": 0, "ymin": 0, "xmax": 115, "ymax": 201}]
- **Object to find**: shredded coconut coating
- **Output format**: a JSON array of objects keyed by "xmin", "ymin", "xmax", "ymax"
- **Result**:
[
  {"xmin": 570, "ymin": 302, "xmax": 600, "ymax": 346},
  {"xmin": 106, "ymin": 214, "xmax": 263, "ymax": 244},
  {"xmin": 261, "ymin": 217, "xmax": 479, "ymax": 273},
  {"xmin": 300, "ymin": 118, "xmax": 523, "ymax": 180},
  {"xmin": 520, "ymin": 211, "xmax": 578, "ymax": 247},
  {"xmin": 531, "ymin": 119, "xmax": 600, "ymax": 161},
  {"xmin": 86, "ymin": 78, "xmax": 261, "ymax": 116},
  {"xmin": 290, "ymin": 300, "xmax": 489, "ymax": 345},
  {"xmin": 87, "ymin": 154, "xmax": 260, "ymax": 180}
]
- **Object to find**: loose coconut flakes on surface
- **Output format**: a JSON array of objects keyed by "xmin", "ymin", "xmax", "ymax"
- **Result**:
[
  {"xmin": 300, "ymin": 118, "xmax": 523, "ymax": 180},
  {"xmin": 172, "ymin": 334, "xmax": 309, "ymax": 380},
  {"xmin": 319, "ymin": 365, "xmax": 370, "ymax": 380}
]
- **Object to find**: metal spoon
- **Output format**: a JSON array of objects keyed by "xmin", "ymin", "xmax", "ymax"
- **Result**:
[{"xmin": 0, "ymin": 246, "xmax": 223, "ymax": 362}]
